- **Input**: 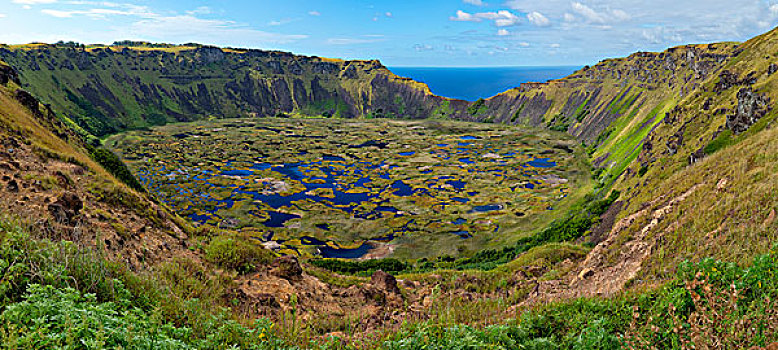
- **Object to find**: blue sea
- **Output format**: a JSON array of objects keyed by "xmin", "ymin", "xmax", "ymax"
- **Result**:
[{"xmin": 388, "ymin": 66, "xmax": 580, "ymax": 102}]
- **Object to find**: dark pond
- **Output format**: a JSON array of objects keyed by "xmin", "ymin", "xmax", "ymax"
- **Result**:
[
  {"xmin": 452, "ymin": 231, "xmax": 473, "ymax": 239},
  {"xmin": 263, "ymin": 211, "xmax": 301, "ymax": 228},
  {"xmin": 471, "ymin": 204, "xmax": 503, "ymax": 213},
  {"xmin": 221, "ymin": 169, "xmax": 254, "ymax": 176},
  {"xmin": 527, "ymin": 157, "xmax": 557, "ymax": 168},
  {"xmin": 323, "ymin": 155, "xmax": 346, "ymax": 162},
  {"xmin": 319, "ymin": 243, "xmax": 374, "ymax": 259},
  {"xmin": 446, "ymin": 179, "xmax": 467, "ymax": 190}
]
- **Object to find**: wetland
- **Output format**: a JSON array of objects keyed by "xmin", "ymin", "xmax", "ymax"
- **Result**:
[{"xmin": 106, "ymin": 118, "xmax": 591, "ymax": 259}]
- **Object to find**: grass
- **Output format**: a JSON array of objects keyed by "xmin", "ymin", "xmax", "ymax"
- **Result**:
[
  {"xmin": 205, "ymin": 235, "xmax": 276, "ymax": 274},
  {"xmin": 2, "ymin": 203, "xmax": 777, "ymax": 349},
  {"xmin": 381, "ymin": 245, "xmax": 778, "ymax": 350}
]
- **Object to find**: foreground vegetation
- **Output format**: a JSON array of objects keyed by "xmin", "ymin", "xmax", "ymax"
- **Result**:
[{"xmin": 1, "ymin": 216, "xmax": 776, "ymax": 349}]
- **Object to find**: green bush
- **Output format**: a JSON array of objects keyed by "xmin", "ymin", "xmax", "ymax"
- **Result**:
[
  {"xmin": 0, "ymin": 220, "xmax": 122, "ymax": 305},
  {"xmin": 467, "ymin": 98, "xmax": 487, "ymax": 116},
  {"xmin": 1, "ymin": 284, "xmax": 190, "ymax": 349},
  {"xmin": 205, "ymin": 236, "xmax": 275, "ymax": 274},
  {"xmin": 310, "ymin": 258, "xmax": 410, "ymax": 276},
  {"xmin": 0, "ymin": 219, "xmax": 297, "ymax": 349},
  {"xmin": 89, "ymin": 147, "xmax": 145, "ymax": 192}
]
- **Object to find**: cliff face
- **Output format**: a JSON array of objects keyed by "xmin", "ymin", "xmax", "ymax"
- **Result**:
[
  {"xmin": 0, "ymin": 44, "xmax": 470, "ymax": 137},
  {"xmin": 474, "ymin": 43, "xmax": 739, "ymax": 182}
]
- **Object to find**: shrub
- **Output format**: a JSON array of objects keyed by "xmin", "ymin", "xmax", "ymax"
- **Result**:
[
  {"xmin": 0, "ymin": 284, "xmax": 190, "ymax": 349},
  {"xmin": 205, "ymin": 235, "xmax": 275, "ymax": 274},
  {"xmin": 467, "ymin": 98, "xmax": 486, "ymax": 115},
  {"xmin": 638, "ymin": 165, "xmax": 648, "ymax": 177},
  {"xmin": 310, "ymin": 258, "xmax": 410, "ymax": 276},
  {"xmin": 88, "ymin": 146, "xmax": 145, "ymax": 192},
  {"xmin": 703, "ymin": 129, "xmax": 734, "ymax": 155}
]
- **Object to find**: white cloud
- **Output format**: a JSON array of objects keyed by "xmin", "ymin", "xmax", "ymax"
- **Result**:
[
  {"xmin": 570, "ymin": 2, "xmax": 606, "ymax": 24},
  {"xmin": 268, "ymin": 18, "xmax": 296, "ymax": 26},
  {"xmin": 611, "ymin": 9, "xmax": 630, "ymax": 21},
  {"xmin": 41, "ymin": 8, "xmax": 151, "ymax": 18},
  {"xmin": 497, "ymin": 28, "xmax": 510, "ymax": 36},
  {"xmin": 385, "ymin": 12, "xmax": 393, "ymax": 17},
  {"xmin": 186, "ymin": 6, "xmax": 211, "ymax": 15},
  {"xmin": 31, "ymin": 1, "xmax": 308, "ymax": 47},
  {"xmin": 127, "ymin": 15, "xmax": 308, "ymax": 45},
  {"xmin": 527, "ymin": 11, "xmax": 550, "ymax": 26},
  {"xmin": 308, "ymin": 11, "xmax": 321, "ymax": 16},
  {"xmin": 13, "ymin": 0, "xmax": 57, "ymax": 4},
  {"xmin": 519, "ymin": 42, "xmax": 530, "ymax": 47},
  {"xmin": 487, "ymin": 10, "xmax": 521, "ymax": 26},
  {"xmin": 550, "ymin": 43, "xmax": 561, "ymax": 48},
  {"xmin": 41, "ymin": 3, "xmax": 155, "ymax": 18},
  {"xmin": 450, "ymin": 10, "xmax": 477, "ymax": 22},
  {"xmin": 0, "ymin": 13, "xmax": 5, "ymax": 18},
  {"xmin": 463, "ymin": 0, "xmax": 486, "ymax": 6},
  {"xmin": 451, "ymin": 10, "xmax": 521, "ymax": 27}
]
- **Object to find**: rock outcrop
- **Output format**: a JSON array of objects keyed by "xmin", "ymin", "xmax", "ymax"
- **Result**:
[
  {"xmin": 47, "ymin": 192, "xmax": 83, "ymax": 224},
  {"xmin": 0, "ymin": 61, "xmax": 19, "ymax": 85},
  {"xmin": 369, "ymin": 270, "xmax": 401, "ymax": 295},
  {"xmin": 271, "ymin": 255, "xmax": 303, "ymax": 280},
  {"xmin": 727, "ymin": 88, "xmax": 770, "ymax": 133}
]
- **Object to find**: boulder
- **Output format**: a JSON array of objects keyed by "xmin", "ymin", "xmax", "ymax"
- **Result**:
[
  {"xmin": 47, "ymin": 192, "xmax": 83, "ymax": 223},
  {"xmin": 715, "ymin": 70, "xmax": 740, "ymax": 92},
  {"xmin": 271, "ymin": 255, "xmax": 302, "ymax": 280},
  {"xmin": 370, "ymin": 270, "xmax": 401, "ymax": 295},
  {"xmin": 6, "ymin": 179, "xmax": 19, "ymax": 193},
  {"xmin": 14, "ymin": 89, "xmax": 41, "ymax": 116},
  {"xmin": 769, "ymin": 63, "xmax": 778, "ymax": 76}
]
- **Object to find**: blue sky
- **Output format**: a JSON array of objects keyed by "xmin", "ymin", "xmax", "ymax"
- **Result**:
[{"xmin": 1, "ymin": 0, "xmax": 778, "ymax": 66}]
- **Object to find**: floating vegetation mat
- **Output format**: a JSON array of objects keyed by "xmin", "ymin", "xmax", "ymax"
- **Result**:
[{"xmin": 107, "ymin": 118, "xmax": 587, "ymax": 259}]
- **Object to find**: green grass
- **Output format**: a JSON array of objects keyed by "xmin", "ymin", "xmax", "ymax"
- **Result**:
[
  {"xmin": 383, "ymin": 245, "xmax": 778, "ymax": 350},
  {"xmin": 205, "ymin": 235, "xmax": 276, "ymax": 274}
]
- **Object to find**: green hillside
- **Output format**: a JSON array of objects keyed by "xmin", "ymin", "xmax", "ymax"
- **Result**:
[{"xmin": 0, "ymin": 42, "xmax": 467, "ymax": 138}]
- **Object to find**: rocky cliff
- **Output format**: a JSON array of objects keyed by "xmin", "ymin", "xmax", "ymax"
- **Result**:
[
  {"xmin": 0, "ymin": 40, "xmax": 747, "ymax": 185},
  {"xmin": 0, "ymin": 43, "xmax": 472, "ymax": 138}
]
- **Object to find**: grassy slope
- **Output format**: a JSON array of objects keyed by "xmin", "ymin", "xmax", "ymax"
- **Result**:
[
  {"xmin": 0, "ymin": 58, "xmax": 209, "ymax": 267},
  {"xmin": 603, "ymin": 28, "xmax": 778, "ymax": 281},
  {"xmin": 486, "ymin": 42, "xmax": 736, "ymax": 183}
]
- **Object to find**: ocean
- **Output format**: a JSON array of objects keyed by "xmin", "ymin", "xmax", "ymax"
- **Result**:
[{"xmin": 388, "ymin": 66, "xmax": 580, "ymax": 102}]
